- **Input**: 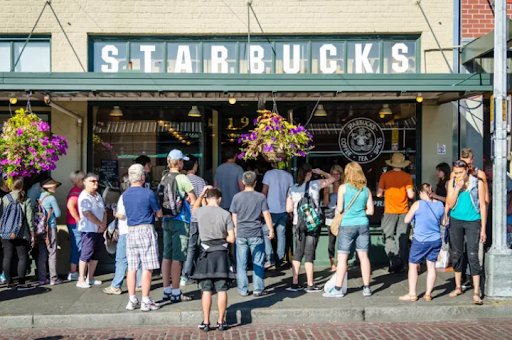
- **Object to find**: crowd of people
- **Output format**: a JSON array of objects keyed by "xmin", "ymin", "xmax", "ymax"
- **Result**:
[{"xmin": 0, "ymin": 145, "xmax": 499, "ymax": 331}]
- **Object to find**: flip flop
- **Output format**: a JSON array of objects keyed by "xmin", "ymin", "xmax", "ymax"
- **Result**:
[
  {"xmin": 424, "ymin": 294, "xmax": 433, "ymax": 302},
  {"xmin": 473, "ymin": 294, "xmax": 483, "ymax": 305},
  {"xmin": 449, "ymin": 287, "xmax": 463, "ymax": 298},
  {"xmin": 399, "ymin": 294, "xmax": 418, "ymax": 301}
]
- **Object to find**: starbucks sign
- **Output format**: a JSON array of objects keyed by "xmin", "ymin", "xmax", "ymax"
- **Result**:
[{"xmin": 338, "ymin": 118, "xmax": 385, "ymax": 164}]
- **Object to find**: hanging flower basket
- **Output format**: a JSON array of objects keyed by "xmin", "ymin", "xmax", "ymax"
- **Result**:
[
  {"xmin": 238, "ymin": 110, "xmax": 313, "ymax": 162},
  {"xmin": 0, "ymin": 108, "xmax": 68, "ymax": 185}
]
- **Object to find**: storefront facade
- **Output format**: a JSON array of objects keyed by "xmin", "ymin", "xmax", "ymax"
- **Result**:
[{"xmin": 0, "ymin": 0, "xmax": 492, "ymax": 268}]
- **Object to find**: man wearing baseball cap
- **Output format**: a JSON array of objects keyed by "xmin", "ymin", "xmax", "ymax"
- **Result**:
[{"xmin": 159, "ymin": 149, "xmax": 197, "ymax": 303}]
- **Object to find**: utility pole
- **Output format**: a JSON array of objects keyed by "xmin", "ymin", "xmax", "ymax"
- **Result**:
[{"xmin": 485, "ymin": 0, "xmax": 512, "ymax": 298}]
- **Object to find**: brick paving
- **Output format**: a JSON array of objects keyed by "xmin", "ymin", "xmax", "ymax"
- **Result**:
[{"xmin": 1, "ymin": 319, "xmax": 511, "ymax": 340}]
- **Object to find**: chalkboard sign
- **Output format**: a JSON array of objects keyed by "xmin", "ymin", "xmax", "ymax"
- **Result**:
[{"xmin": 99, "ymin": 159, "xmax": 119, "ymax": 184}]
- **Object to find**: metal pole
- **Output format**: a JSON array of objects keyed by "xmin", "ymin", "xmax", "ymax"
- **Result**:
[
  {"xmin": 491, "ymin": 0, "xmax": 507, "ymax": 252},
  {"xmin": 486, "ymin": 0, "xmax": 512, "ymax": 298}
]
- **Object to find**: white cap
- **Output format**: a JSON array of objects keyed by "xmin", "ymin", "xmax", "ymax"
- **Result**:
[{"xmin": 167, "ymin": 149, "xmax": 189, "ymax": 161}]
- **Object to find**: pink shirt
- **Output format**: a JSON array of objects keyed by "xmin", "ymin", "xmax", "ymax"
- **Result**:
[{"xmin": 66, "ymin": 186, "xmax": 82, "ymax": 225}]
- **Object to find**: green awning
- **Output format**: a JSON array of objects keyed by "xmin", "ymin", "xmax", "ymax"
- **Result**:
[
  {"xmin": 0, "ymin": 72, "xmax": 491, "ymax": 104},
  {"xmin": 461, "ymin": 19, "xmax": 512, "ymax": 65}
]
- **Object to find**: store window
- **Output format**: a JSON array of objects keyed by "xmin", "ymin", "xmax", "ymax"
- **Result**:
[
  {"xmin": 0, "ymin": 38, "xmax": 51, "ymax": 72},
  {"xmin": 90, "ymin": 104, "xmax": 209, "ymax": 190}
]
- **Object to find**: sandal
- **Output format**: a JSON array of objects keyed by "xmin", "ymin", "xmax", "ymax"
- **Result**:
[
  {"xmin": 473, "ymin": 293, "xmax": 483, "ymax": 305},
  {"xmin": 423, "ymin": 294, "xmax": 433, "ymax": 302},
  {"xmin": 449, "ymin": 287, "xmax": 463, "ymax": 298},
  {"xmin": 198, "ymin": 322, "xmax": 210, "ymax": 332},
  {"xmin": 398, "ymin": 294, "xmax": 418, "ymax": 301}
]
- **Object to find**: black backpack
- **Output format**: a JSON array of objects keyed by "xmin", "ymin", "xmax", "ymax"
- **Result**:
[
  {"xmin": 0, "ymin": 194, "xmax": 24, "ymax": 240},
  {"xmin": 157, "ymin": 172, "xmax": 184, "ymax": 217},
  {"xmin": 296, "ymin": 181, "xmax": 322, "ymax": 235}
]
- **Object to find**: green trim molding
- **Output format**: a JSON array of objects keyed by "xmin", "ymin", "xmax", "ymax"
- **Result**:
[{"xmin": 0, "ymin": 72, "xmax": 492, "ymax": 93}]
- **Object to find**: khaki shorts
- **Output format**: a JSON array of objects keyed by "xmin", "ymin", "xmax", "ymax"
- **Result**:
[{"xmin": 162, "ymin": 218, "xmax": 189, "ymax": 261}]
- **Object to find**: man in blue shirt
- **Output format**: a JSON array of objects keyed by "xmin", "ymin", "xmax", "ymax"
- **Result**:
[{"xmin": 116, "ymin": 164, "xmax": 162, "ymax": 312}]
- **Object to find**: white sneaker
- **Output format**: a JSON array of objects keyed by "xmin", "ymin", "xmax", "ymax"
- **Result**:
[
  {"xmin": 126, "ymin": 299, "xmax": 140, "ymax": 311},
  {"xmin": 88, "ymin": 279, "xmax": 102, "ymax": 286},
  {"xmin": 141, "ymin": 299, "xmax": 160, "ymax": 312},
  {"xmin": 67, "ymin": 272, "xmax": 79, "ymax": 281},
  {"xmin": 76, "ymin": 281, "xmax": 91, "ymax": 289}
]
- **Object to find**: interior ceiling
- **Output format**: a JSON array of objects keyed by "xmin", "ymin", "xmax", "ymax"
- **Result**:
[{"xmin": 0, "ymin": 90, "xmax": 475, "ymax": 104}]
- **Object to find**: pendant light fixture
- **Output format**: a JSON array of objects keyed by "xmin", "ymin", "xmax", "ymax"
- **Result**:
[
  {"xmin": 188, "ymin": 105, "xmax": 201, "ymax": 117},
  {"xmin": 378, "ymin": 104, "xmax": 392, "ymax": 118},
  {"xmin": 109, "ymin": 106, "xmax": 124, "ymax": 117},
  {"xmin": 313, "ymin": 104, "xmax": 327, "ymax": 117}
]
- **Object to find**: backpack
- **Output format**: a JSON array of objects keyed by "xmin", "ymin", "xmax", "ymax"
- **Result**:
[
  {"xmin": 157, "ymin": 172, "xmax": 184, "ymax": 217},
  {"xmin": 296, "ymin": 181, "xmax": 322, "ymax": 235},
  {"xmin": 34, "ymin": 195, "xmax": 52, "ymax": 236},
  {"xmin": 0, "ymin": 194, "xmax": 24, "ymax": 240}
]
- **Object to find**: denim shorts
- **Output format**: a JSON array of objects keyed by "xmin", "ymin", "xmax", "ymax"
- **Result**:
[
  {"xmin": 337, "ymin": 225, "xmax": 369, "ymax": 254},
  {"xmin": 409, "ymin": 238, "xmax": 442, "ymax": 264}
]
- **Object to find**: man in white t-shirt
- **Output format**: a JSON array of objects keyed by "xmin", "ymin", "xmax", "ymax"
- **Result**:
[
  {"xmin": 261, "ymin": 163, "xmax": 294, "ymax": 267},
  {"xmin": 76, "ymin": 173, "xmax": 107, "ymax": 289}
]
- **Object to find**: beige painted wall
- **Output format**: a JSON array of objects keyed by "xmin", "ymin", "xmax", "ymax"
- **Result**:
[
  {"xmin": 421, "ymin": 103, "xmax": 455, "ymax": 187},
  {"xmin": 0, "ymin": 0, "xmax": 454, "ymax": 73}
]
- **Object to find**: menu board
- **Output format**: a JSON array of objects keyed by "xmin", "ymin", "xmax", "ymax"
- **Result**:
[{"xmin": 99, "ymin": 159, "xmax": 118, "ymax": 184}]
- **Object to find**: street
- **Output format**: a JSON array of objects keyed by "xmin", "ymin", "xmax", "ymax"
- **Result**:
[{"xmin": 1, "ymin": 319, "xmax": 511, "ymax": 339}]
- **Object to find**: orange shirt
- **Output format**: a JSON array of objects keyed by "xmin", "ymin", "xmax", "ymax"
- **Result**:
[{"xmin": 378, "ymin": 170, "xmax": 413, "ymax": 214}]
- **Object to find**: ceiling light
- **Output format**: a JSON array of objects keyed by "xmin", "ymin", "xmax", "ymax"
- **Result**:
[
  {"xmin": 109, "ymin": 106, "xmax": 124, "ymax": 117},
  {"xmin": 188, "ymin": 105, "xmax": 201, "ymax": 117},
  {"xmin": 313, "ymin": 104, "xmax": 327, "ymax": 117},
  {"xmin": 158, "ymin": 120, "xmax": 165, "ymax": 126},
  {"xmin": 416, "ymin": 93, "xmax": 424, "ymax": 103},
  {"xmin": 9, "ymin": 97, "xmax": 17, "ymax": 105},
  {"xmin": 378, "ymin": 104, "xmax": 392, "ymax": 119},
  {"xmin": 228, "ymin": 96, "xmax": 237, "ymax": 105}
]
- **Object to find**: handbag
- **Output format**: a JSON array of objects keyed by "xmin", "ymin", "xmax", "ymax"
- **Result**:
[{"xmin": 330, "ymin": 188, "xmax": 362, "ymax": 237}]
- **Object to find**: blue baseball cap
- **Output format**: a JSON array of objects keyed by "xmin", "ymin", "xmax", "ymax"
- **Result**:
[{"xmin": 167, "ymin": 149, "xmax": 189, "ymax": 161}]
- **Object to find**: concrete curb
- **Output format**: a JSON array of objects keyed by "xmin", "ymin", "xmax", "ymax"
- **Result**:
[{"xmin": 1, "ymin": 303, "xmax": 512, "ymax": 329}]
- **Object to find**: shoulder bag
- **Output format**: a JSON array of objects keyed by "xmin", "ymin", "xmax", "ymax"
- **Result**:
[{"xmin": 330, "ymin": 188, "xmax": 362, "ymax": 237}]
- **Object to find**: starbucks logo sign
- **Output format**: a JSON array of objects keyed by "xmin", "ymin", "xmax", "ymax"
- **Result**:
[{"xmin": 338, "ymin": 118, "xmax": 385, "ymax": 164}]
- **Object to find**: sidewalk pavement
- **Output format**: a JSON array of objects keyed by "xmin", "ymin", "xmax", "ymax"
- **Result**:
[{"xmin": 0, "ymin": 265, "xmax": 511, "ymax": 329}]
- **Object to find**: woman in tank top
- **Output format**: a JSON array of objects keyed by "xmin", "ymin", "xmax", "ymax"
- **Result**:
[
  {"xmin": 400, "ymin": 183, "xmax": 444, "ymax": 302},
  {"xmin": 323, "ymin": 162, "xmax": 374, "ymax": 298}
]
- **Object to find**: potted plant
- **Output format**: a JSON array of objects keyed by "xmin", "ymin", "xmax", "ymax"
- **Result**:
[
  {"xmin": 0, "ymin": 108, "xmax": 68, "ymax": 185},
  {"xmin": 238, "ymin": 109, "xmax": 313, "ymax": 162}
]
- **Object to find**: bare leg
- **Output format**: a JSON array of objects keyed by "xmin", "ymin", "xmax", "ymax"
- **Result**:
[
  {"xmin": 162, "ymin": 259, "xmax": 171, "ymax": 289},
  {"xmin": 399, "ymin": 262, "xmax": 419, "ymax": 300},
  {"xmin": 407, "ymin": 263, "xmax": 418, "ymax": 296},
  {"xmin": 291, "ymin": 260, "xmax": 301, "ymax": 284},
  {"xmin": 335, "ymin": 253, "xmax": 349, "ymax": 287},
  {"xmin": 171, "ymin": 261, "xmax": 182, "ymax": 290},
  {"xmin": 472, "ymin": 275, "xmax": 481, "ymax": 297},
  {"xmin": 217, "ymin": 291, "xmax": 228, "ymax": 323},
  {"xmin": 202, "ymin": 291, "xmax": 212, "ymax": 324},
  {"xmin": 357, "ymin": 251, "xmax": 371, "ymax": 286},
  {"xmin": 425, "ymin": 261, "xmax": 436, "ymax": 297},
  {"xmin": 141, "ymin": 270, "xmax": 152, "ymax": 298},
  {"xmin": 126, "ymin": 270, "xmax": 136, "ymax": 296},
  {"xmin": 78, "ymin": 260, "xmax": 87, "ymax": 284},
  {"xmin": 87, "ymin": 260, "xmax": 98, "ymax": 281},
  {"xmin": 304, "ymin": 262, "xmax": 314, "ymax": 286}
]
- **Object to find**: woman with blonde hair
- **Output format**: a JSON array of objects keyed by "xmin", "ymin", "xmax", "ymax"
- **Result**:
[
  {"xmin": 323, "ymin": 162, "xmax": 374, "ymax": 298},
  {"xmin": 323, "ymin": 164, "xmax": 344, "ymax": 271}
]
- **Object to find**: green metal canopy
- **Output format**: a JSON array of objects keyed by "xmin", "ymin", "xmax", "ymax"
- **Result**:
[
  {"xmin": 0, "ymin": 72, "xmax": 491, "ymax": 103},
  {"xmin": 461, "ymin": 19, "xmax": 512, "ymax": 65}
]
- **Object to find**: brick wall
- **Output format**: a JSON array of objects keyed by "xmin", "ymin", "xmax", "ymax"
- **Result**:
[{"xmin": 462, "ymin": 0, "xmax": 512, "ymax": 38}]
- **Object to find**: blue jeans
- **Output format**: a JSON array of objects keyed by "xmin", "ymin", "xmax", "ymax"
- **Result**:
[
  {"xmin": 111, "ymin": 234, "xmax": 142, "ymax": 289},
  {"xmin": 67, "ymin": 224, "xmax": 82, "ymax": 266},
  {"xmin": 236, "ymin": 237, "xmax": 265, "ymax": 294},
  {"xmin": 263, "ymin": 213, "xmax": 287, "ymax": 265}
]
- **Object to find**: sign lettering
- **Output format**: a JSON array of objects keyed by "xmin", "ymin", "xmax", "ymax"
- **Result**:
[
  {"xmin": 338, "ymin": 118, "xmax": 385, "ymax": 164},
  {"xmin": 93, "ymin": 38, "xmax": 417, "ymax": 74}
]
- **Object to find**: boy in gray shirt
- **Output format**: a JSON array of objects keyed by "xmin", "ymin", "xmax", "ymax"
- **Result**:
[{"xmin": 230, "ymin": 171, "xmax": 274, "ymax": 297}]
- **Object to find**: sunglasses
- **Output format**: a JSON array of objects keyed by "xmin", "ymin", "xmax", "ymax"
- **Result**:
[
  {"xmin": 452, "ymin": 160, "xmax": 468, "ymax": 168},
  {"xmin": 87, "ymin": 179, "xmax": 98, "ymax": 183}
]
